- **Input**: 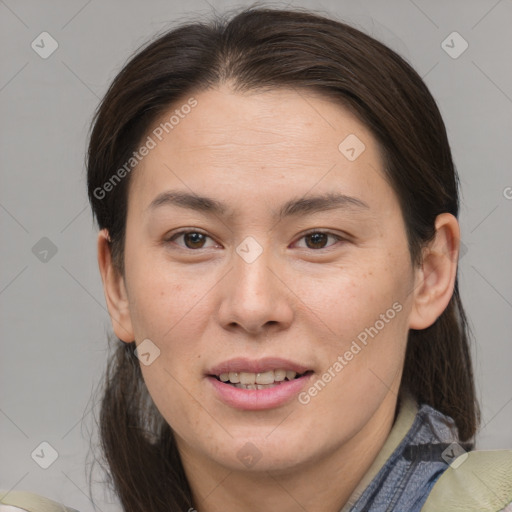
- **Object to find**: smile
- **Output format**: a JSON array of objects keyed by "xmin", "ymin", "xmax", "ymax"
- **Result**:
[
  {"xmin": 213, "ymin": 369, "xmax": 309, "ymax": 389},
  {"xmin": 207, "ymin": 371, "xmax": 314, "ymax": 410}
]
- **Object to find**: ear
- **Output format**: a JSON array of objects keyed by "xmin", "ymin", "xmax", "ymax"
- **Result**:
[
  {"xmin": 409, "ymin": 213, "xmax": 460, "ymax": 330},
  {"xmin": 97, "ymin": 229, "xmax": 135, "ymax": 342}
]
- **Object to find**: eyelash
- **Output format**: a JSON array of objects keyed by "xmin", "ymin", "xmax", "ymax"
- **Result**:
[{"xmin": 165, "ymin": 229, "xmax": 346, "ymax": 251}]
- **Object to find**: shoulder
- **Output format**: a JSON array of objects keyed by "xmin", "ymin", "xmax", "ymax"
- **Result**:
[
  {"xmin": 344, "ymin": 394, "xmax": 467, "ymax": 511},
  {"xmin": 0, "ymin": 490, "xmax": 80, "ymax": 512},
  {"xmin": 421, "ymin": 449, "xmax": 512, "ymax": 512}
]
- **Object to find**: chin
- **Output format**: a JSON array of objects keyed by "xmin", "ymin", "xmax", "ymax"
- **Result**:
[{"xmin": 206, "ymin": 434, "xmax": 317, "ymax": 474}]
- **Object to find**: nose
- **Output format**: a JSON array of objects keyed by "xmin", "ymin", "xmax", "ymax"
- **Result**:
[{"xmin": 215, "ymin": 241, "xmax": 294, "ymax": 337}]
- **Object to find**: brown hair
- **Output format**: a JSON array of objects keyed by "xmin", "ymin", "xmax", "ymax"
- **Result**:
[{"xmin": 86, "ymin": 5, "xmax": 479, "ymax": 510}]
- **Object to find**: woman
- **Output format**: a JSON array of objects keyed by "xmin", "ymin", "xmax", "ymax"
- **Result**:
[{"xmin": 2, "ymin": 6, "xmax": 510, "ymax": 512}]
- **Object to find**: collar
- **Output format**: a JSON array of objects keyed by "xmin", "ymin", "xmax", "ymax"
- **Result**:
[{"xmin": 339, "ymin": 391, "xmax": 419, "ymax": 511}]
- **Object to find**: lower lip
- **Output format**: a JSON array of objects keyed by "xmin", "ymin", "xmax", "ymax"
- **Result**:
[{"xmin": 207, "ymin": 373, "xmax": 313, "ymax": 410}]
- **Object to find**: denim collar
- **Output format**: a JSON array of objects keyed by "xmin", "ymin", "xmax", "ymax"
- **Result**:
[{"xmin": 340, "ymin": 391, "xmax": 466, "ymax": 511}]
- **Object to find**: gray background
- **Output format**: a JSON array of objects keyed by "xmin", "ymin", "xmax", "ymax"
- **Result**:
[{"xmin": 1, "ymin": 0, "xmax": 511, "ymax": 510}]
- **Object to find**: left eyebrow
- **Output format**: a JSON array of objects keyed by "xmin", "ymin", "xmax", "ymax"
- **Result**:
[
  {"xmin": 278, "ymin": 192, "xmax": 370, "ymax": 218},
  {"xmin": 145, "ymin": 190, "xmax": 370, "ymax": 219}
]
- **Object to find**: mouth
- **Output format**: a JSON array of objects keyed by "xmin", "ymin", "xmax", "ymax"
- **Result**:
[
  {"xmin": 206, "ymin": 357, "xmax": 314, "ymax": 409},
  {"xmin": 209, "ymin": 369, "xmax": 314, "ymax": 390}
]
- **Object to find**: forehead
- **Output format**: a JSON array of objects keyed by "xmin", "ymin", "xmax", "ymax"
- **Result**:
[
  {"xmin": 128, "ymin": 86, "xmax": 392, "ymax": 214},
  {"xmin": 149, "ymin": 86, "xmax": 371, "ymax": 153}
]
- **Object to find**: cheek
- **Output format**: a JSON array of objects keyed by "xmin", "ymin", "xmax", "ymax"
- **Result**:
[
  {"xmin": 296, "ymin": 259, "xmax": 403, "ymax": 337},
  {"xmin": 303, "ymin": 258, "xmax": 411, "ymax": 392},
  {"xmin": 305, "ymin": 270, "xmax": 409, "ymax": 425},
  {"xmin": 124, "ymin": 247, "xmax": 209, "ymax": 340}
]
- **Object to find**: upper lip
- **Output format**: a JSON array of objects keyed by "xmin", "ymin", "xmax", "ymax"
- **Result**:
[{"xmin": 207, "ymin": 357, "xmax": 311, "ymax": 376}]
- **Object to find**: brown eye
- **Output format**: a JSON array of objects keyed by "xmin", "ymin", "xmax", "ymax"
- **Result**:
[
  {"xmin": 305, "ymin": 232, "xmax": 329, "ymax": 249},
  {"xmin": 167, "ymin": 230, "xmax": 216, "ymax": 250},
  {"xmin": 183, "ymin": 232, "xmax": 207, "ymax": 249},
  {"xmin": 296, "ymin": 231, "xmax": 343, "ymax": 250}
]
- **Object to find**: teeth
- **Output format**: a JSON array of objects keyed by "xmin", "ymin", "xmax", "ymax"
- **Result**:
[
  {"xmin": 256, "ymin": 370, "xmax": 275, "ymax": 385},
  {"xmin": 216, "ymin": 369, "xmax": 303, "ymax": 385},
  {"xmin": 239, "ymin": 372, "xmax": 256, "ymax": 385},
  {"xmin": 232, "ymin": 383, "xmax": 279, "ymax": 390},
  {"xmin": 274, "ymin": 369, "xmax": 286, "ymax": 382}
]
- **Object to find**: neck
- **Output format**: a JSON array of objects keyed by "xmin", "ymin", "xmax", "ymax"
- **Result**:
[{"xmin": 178, "ymin": 393, "xmax": 399, "ymax": 512}]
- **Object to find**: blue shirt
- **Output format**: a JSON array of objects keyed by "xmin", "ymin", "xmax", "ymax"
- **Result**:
[{"xmin": 342, "ymin": 392, "xmax": 470, "ymax": 511}]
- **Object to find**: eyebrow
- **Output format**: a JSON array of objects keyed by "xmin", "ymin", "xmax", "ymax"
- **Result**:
[{"xmin": 146, "ymin": 190, "xmax": 370, "ymax": 219}]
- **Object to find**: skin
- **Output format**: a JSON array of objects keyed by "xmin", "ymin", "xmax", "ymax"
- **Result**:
[{"xmin": 97, "ymin": 86, "xmax": 460, "ymax": 512}]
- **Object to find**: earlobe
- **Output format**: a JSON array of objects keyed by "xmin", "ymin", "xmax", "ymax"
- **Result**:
[
  {"xmin": 97, "ymin": 229, "xmax": 135, "ymax": 342},
  {"xmin": 408, "ymin": 213, "xmax": 460, "ymax": 330}
]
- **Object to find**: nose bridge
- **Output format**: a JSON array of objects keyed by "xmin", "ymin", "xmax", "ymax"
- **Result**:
[
  {"xmin": 217, "ymin": 234, "xmax": 292, "ymax": 333},
  {"xmin": 233, "ymin": 234, "xmax": 275, "ymax": 302}
]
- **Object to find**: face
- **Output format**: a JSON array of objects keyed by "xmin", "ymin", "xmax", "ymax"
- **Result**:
[{"xmin": 109, "ymin": 86, "xmax": 420, "ymax": 475}]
